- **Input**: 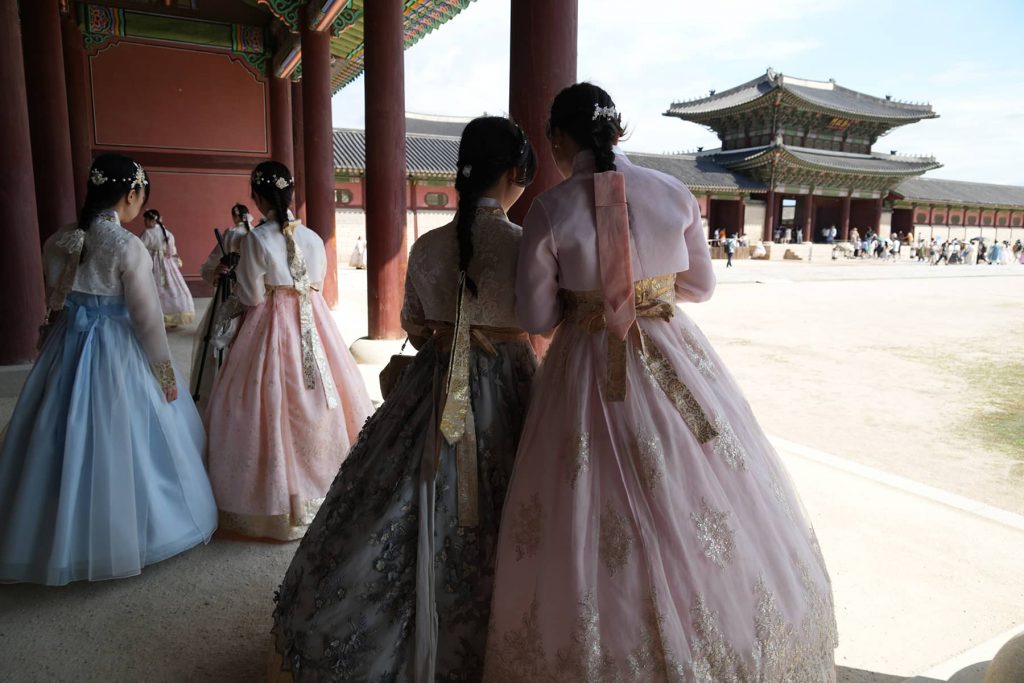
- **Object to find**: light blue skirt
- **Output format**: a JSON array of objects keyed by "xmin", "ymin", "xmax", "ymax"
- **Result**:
[{"xmin": 0, "ymin": 293, "xmax": 217, "ymax": 585}]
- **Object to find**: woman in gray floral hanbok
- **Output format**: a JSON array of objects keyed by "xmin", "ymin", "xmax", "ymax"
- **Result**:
[{"xmin": 271, "ymin": 117, "xmax": 538, "ymax": 681}]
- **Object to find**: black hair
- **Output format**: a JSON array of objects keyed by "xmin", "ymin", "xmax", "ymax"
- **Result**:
[
  {"xmin": 454, "ymin": 116, "xmax": 537, "ymax": 296},
  {"xmin": 548, "ymin": 82, "xmax": 626, "ymax": 173},
  {"xmin": 250, "ymin": 161, "xmax": 294, "ymax": 229},
  {"xmin": 78, "ymin": 153, "xmax": 150, "ymax": 261},
  {"xmin": 144, "ymin": 208, "xmax": 168, "ymax": 245},
  {"xmin": 232, "ymin": 203, "xmax": 253, "ymax": 231}
]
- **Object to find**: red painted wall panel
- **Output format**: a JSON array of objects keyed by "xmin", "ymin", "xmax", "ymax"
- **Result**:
[
  {"xmin": 90, "ymin": 41, "xmax": 268, "ymax": 154},
  {"xmin": 412, "ymin": 183, "xmax": 455, "ymax": 210},
  {"xmin": 124, "ymin": 169, "xmax": 254, "ymax": 283},
  {"xmin": 335, "ymin": 179, "xmax": 364, "ymax": 208}
]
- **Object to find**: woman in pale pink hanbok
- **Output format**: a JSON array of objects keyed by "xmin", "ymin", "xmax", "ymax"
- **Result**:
[
  {"xmin": 204, "ymin": 161, "xmax": 373, "ymax": 541},
  {"xmin": 484, "ymin": 84, "xmax": 838, "ymax": 682},
  {"xmin": 140, "ymin": 209, "xmax": 195, "ymax": 327}
]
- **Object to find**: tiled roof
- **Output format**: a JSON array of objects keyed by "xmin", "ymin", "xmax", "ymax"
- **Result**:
[
  {"xmin": 894, "ymin": 177, "xmax": 1024, "ymax": 208},
  {"xmin": 626, "ymin": 152, "xmax": 763, "ymax": 191},
  {"xmin": 333, "ymin": 127, "xmax": 460, "ymax": 177},
  {"xmin": 667, "ymin": 70, "xmax": 935, "ymax": 121},
  {"xmin": 405, "ymin": 113, "xmax": 470, "ymax": 137},
  {"xmin": 708, "ymin": 145, "xmax": 940, "ymax": 176}
]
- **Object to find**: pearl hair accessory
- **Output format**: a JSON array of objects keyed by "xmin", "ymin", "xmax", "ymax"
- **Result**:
[
  {"xmin": 461, "ymin": 165, "xmax": 472, "ymax": 178},
  {"xmin": 88, "ymin": 162, "xmax": 148, "ymax": 190},
  {"xmin": 592, "ymin": 103, "xmax": 619, "ymax": 122},
  {"xmin": 252, "ymin": 170, "xmax": 294, "ymax": 189}
]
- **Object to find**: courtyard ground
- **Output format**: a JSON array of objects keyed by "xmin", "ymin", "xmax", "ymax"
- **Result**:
[{"xmin": 1, "ymin": 258, "xmax": 1022, "ymax": 682}]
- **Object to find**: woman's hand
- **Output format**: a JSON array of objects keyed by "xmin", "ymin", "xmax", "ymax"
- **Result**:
[
  {"xmin": 215, "ymin": 263, "xmax": 231, "ymax": 276},
  {"xmin": 163, "ymin": 384, "xmax": 178, "ymax": 402}
]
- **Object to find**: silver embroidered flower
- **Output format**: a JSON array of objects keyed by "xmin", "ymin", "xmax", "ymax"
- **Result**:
[
  {"xmin": 89, "ymin": 169, "xmax": 108, "ymax": 186},
  {"xmin": 55, "ymin": 228, "xmax": 86, "ymax": 254},
  {"xmin": 131, "ymin": 163, "xmax": 148, "ymax": 188},
  {"xmin": 460, "ymin": 164, "xmax": 472, "ymax": 178},
  {"xmin": 275, "ymin": 176, "xmax": 291, "ymax": 189},
  {"xmin": 691, "ymin": 498, "xmax": 736, "ymax": 568}
]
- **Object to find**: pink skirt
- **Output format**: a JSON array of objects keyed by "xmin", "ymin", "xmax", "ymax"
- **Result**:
[
  {"xmin": 484, "ymin": 308, "xmax": 837, "ymax": 681},
  {"xmin": 152, "ymin": 253, "xmax": 194, "ymax": 326},
  {"xmin": 204, "ymin": 289, "xmax": 373, "ymax": 540}
]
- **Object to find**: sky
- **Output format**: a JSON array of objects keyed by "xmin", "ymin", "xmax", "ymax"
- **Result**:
[{"xmin": 332, "ymin": 0, "xmax": 1024, "ymax": 186}]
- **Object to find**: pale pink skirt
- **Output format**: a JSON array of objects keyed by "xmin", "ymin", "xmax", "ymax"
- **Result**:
[
  {"xmin": 205, "ymin": 289, "xmax": 373, "ymax": 540},
  {"xmin": 484, "ymin": 308, "xmax": 838, "ymax": 681}
]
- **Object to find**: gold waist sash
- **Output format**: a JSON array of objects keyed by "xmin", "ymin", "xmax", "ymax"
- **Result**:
[
  {"xmin": 431, "ymin": 319, "xmax": 529, "ymax": 527},
  {"xmin": 563, "ymin": 274, "xmax": 718, "ymax": 444}
]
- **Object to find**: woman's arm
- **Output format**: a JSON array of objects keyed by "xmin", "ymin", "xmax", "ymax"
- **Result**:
[
  {"xmin": 515, "ymin": 199, "xmax": 562, "ymax": 334},
  {"xmin": 674, "ymin": 191, "xmax": 716, "ymax": 303},
  {"xmin": 235, "ymin": 232, "xmax": 267, "ymax": 307},
  {"xmin": 121, "ymin": 238, "xmax": 177, "ymax": 400}
]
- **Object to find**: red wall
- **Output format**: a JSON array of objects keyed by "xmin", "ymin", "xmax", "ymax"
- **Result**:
[
  {"xmin": 335, "ymin": 179, "xmax": 364, "ymax": 208},
  {"xmin": 85, "ymin": 39, "xmax": 270, "ymax": 289},
  {"xmin": 90, "ymin": 41, "xmax": 268, "ymax": 154},
  {"xmin": 124, "ymin": 170, "xmax": 254, "ymax": 276},
  {"xmin": 412, "ymin": 183, "xmax": 455, "ymax": 210}
]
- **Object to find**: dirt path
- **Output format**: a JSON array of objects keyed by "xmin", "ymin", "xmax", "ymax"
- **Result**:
[{"xmin": 685, "ymin": 262, "xmax": 1024, "ymax": 514}]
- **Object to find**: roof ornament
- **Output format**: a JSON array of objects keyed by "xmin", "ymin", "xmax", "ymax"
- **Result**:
[{"xmin": 766, "ymin": 67, "xmax": 779, "ymax": 82}]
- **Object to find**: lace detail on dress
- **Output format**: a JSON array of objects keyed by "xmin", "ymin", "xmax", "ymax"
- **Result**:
[
  {"xmin": 691, "ymin": 498, "xmax": 736, "ymax": 568},
  {"xmin": 598, "ymin": 505, "xmax": 633, "ymax": 576},
  {"xmin": 71, "ymin": 216, "xmax": 136, "ymax": 296},
  {"xmin": 511, "ymin": 493, "xmax": 543, "ymax": 561},
  {"xmin": 406, "ymin": 213, "xmax": 522, "ymax": 329},
  {"xmin": 689, "ymin": 562, "xmax": 839, "ymax": 682},
  {"xmin": 563, "ymin": 429, "xmax": 591, "ymax": 490}
]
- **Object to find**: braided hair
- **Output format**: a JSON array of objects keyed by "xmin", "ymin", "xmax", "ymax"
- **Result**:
[
  {"xmin": 548, "ymin": 83, "xmax": 626, "ymax": 173},
  {"xmin": 144, "ymin": 209, "xmax": 168, "ymax": 245},
  {"xmin": 454, "ymin": 117, "xmax": 537, "ymax": 296},
  {"xmin": 78, "ymin": 153, "xmax": 150, "ymax": 261},
  {"xmin": 250, "ymin": 161, "xmax": 294, "ymax": 229},
  {"xmin": 232, "ymin": 203, "xmax": 253, "ymax": 231}
]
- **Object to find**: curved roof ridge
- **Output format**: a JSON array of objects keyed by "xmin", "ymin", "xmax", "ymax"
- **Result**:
[{"xmin": 668, "ymin": 71, "xmax": 771, "ymax": 109}]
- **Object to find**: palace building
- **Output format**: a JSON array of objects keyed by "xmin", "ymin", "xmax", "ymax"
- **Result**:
[{"xmin": 323, "ymin": 72, "xmax": 1024, "ymax": 258}]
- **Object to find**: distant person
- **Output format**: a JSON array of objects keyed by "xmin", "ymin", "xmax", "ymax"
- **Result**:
[
  {"xmin": 783, "ymin": 225, "xmax": 792, "ymax": 243},
  {"xmin": 141, "ymin": 209, "xmax": 195, "ymax": 327},
  {"xmin": 724, "ymin": 232, "xmax": 737, "ymax": 267},
  {"xmin": 348, "ymin": 234, "xmax": 367, "ymax": 269},
  {"xmin": 774, "ymin": 226, "xmax": 782, "ymax": 242}
]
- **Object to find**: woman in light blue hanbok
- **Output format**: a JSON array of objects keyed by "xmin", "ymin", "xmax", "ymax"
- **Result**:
[{"xmin": 0, "ymin": 154, "xmax": 217, "ymax": 586}]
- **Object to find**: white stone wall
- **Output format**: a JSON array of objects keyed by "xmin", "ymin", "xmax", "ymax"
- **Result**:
[
  {"xmin": 334, "ymin": 208, "xmax": 456, "ymax": 268},
  {"xmin": 743, "ymin": 201, "xmax": 766, "ymax": 240}
]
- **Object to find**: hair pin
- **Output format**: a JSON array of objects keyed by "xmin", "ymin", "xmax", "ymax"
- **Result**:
[{"xmin": 592, "ymin": 104, "xmax": 619, "ymax": 121}]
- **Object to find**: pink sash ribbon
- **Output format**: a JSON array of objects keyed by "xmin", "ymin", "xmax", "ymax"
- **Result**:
[{"xmin": 594, "ymin": 171, "xmax": 635, "ymax": 341}]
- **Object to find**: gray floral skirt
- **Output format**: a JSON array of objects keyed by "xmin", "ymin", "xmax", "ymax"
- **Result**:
[{"xmin": 272, "ymin": 338, "xmax": 536, "ymax": 682}]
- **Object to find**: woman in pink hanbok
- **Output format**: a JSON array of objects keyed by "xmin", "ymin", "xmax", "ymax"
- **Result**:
[
  {"xmin": 204, "ymin": 161, "xmax": 373, "ymax": 541},
  {"xmin": 140, "ymin": 209, "xmax": 195, "ymax": 327},
  {"xmin": 484, "ymin": 84, "xmax": 838, "ymax": 681}
]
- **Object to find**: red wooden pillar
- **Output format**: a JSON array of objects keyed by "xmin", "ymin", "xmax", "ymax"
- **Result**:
[
  {"xmin": 508, "ymin": 0, "xmax": 578, "ymax": 225},
  {"xmin": 269, "ymin": 75, "xmax": 295, "ymax": 173},
  {"xmin": 763, "ymin": 188, "xmax": 775, "ymax": 241},
  {"xmin": 61, "ymin": 13, "xmax": 91, "ymax": 209},
  {"xmin": 0, "ymin": 0, "xmax": 45, "ymax": 364},
  {"xmin": 840, "ymin": 193, "xmax": 852, "ymax": 241},
  {"xmin": 301, "ymin": 12, "xmax": 338, "ymax": 304},
  {"xmin": 291, "ymin": 79, "xmax": 306, "ymax": 222},
  {"xmin": 803, "ymin": 193, "xmax": 815, "ymax": 242},
  {"xmin": 364, "ymin": 0, "xmax": 408, "ymax": 339},
  {"xmin": 22, "ymin": 0, "xmax": 77, "ymax": 243},
  {"xmin": 872, "ymin": 196, "xmax": 884, "ymax": 235}
]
